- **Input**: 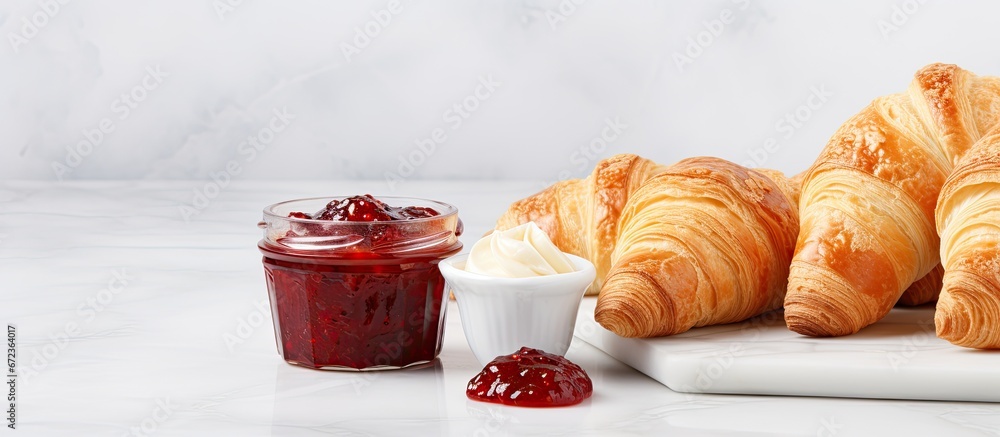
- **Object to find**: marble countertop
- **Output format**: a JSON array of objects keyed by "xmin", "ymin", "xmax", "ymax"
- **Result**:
[{"xmin": 4, "ymin": 180, "xmax": 1000, "ymax": 436}]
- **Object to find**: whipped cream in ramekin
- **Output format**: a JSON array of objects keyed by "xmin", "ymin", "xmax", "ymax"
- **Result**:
[{"xmin": 464, "ymin": 222, "xmax": 575, "ymax": 278}]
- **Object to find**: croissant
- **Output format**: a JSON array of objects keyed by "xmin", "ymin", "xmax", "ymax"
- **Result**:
[
  {"xmin": 935, "ymin": 130, "xmax": 1000, "ymax": 348},
  {"xmin": 494, "ymin": 154, "xmax": 668, "ymax": 294},
  {"xmin": 896, "ymin": 264, "xmax": 944, "ymax": 306},
  {"xmin": 595, "ymin": 157, "xmax": 800, "ymax": 337},
  {"xmin": 785, "ymin": 63, "xmax": 1000, "ymax": 336}
]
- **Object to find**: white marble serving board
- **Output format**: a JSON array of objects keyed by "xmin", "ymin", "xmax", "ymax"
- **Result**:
[{"xmin": 574, "ymin": 298, "xmax": 1000, "ymax": 402}]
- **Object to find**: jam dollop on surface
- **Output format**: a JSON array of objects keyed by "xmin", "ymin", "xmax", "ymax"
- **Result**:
[
  {"xmin": 466, "ymin": 347, "xmax": 593, "ymax": 407},
  {"xmin": 291, "ymin": 194, "xmax": 439, "ymax": 221}
]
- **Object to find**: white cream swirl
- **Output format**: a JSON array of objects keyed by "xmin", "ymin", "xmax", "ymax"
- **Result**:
[{"xmin": 464, "ymin": 222, "xmax": 575, "ymax": 277}]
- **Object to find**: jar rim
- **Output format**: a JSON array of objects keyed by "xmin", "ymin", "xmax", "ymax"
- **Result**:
[
  {"xmin": 259, "ymin": 195, "xmax": 462, "ymax": 256},
  {"xmin": 262, "ymin": 195, "xmax": 459, "ymax": 224}
]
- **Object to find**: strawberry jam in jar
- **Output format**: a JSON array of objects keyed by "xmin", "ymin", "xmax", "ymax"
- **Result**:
[{"xmin": 258, "ymin": 195, "xmax": 462, "ymax": 370}]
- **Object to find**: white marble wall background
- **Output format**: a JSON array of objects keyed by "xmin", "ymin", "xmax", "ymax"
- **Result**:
[{"xmin": 3, "ymin": 0, "xmax": 1000, "ymax": 184}]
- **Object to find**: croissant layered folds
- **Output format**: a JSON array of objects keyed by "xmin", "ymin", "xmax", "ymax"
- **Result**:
[
  {"xmin": 595, "ymin": 158, "xmax": 799, "ymax": 337},
  {"xmin": 897, "ymin": 264, "xmax": 944, "ymax": 307},
  {"xmin": 494, "ymin": 154, "xmax": 668, "ymax": 294},
  {"xmin": 935, "ymin": 131, "xmax": 1000, "ymax": 349},
  {"xmin": 785, "ymin": 63, "xmax": 1000, "ymax": 337},
  {"xmin": 490, "ymin": 63, "xmax": 1000, "ymax": 348},
  {"xmin": 494, "ymin": 155, "xmax": 798, "ymax": 336}
]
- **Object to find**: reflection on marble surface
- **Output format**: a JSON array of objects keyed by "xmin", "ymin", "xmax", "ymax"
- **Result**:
[
  {"xmin": 3, "ymin": 180, "xmax": 1000, "ymax": 436},
  {"xmin": 271, "ymin": 360, "xmax": 448, "ymax": 435}
]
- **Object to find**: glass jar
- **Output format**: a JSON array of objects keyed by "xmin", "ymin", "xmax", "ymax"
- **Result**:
[{"xmin": 258, "ymin": 196, "xmax": 462, "ymax": 370}]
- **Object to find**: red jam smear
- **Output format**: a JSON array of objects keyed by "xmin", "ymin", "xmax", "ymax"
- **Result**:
[
  {"xmin": 466, "ymin": 347, "xmax": 593, "ymax": 407},
  {"xmin": 262, "ymin": 195, "xmax": 457, "ymax": 370}
]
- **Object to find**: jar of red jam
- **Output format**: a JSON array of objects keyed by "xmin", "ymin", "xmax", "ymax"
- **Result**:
[{"xmin": 258, "ymin": 195, "xmax": 462, "ymax": 370}]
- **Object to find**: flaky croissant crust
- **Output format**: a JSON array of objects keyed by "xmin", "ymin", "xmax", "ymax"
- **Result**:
[
  {"xmin": 491, "ymin": 64, "xmax": 1000, "ymax": 347},
  {"xmin": 595, "ymin": 157, "xmax": 799, "ymax": 337},
  {"xmin": 495, "ymin": 154, "xmax": 667, "ymax": 294},
  {"xmin": 785, "ymin": 63, "xmax": 1000, "ymax": 337},
  {"xmin": 934, "ymin": 131, "xmax": 1000, "ymax": 348}
]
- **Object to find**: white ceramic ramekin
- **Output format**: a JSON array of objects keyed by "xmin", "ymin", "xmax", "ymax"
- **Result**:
[{"xmin": 439, "ymin": 253, "xmax": 596, "ymax": 367}]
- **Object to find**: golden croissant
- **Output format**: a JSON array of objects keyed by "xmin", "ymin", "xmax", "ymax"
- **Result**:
[
  {"xmin": 897, "ymin": 264, "xmax": 944, "ymax": 307},
  {"xmin": 594, "ymin": 158, "xmax": 800, "ymax": 337},
  {"xmin": 785, "ymin": 63, "xmax": 1000, "ymax": 336},
  {"xmin": 494, "ymin": 154, "xmax": 668, "ymax": 294},
  {"xmin": 935, "ymin": 130, "xmax": 1000, "ymax": 349}
]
